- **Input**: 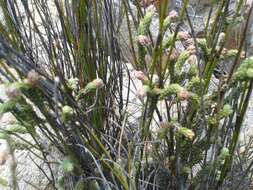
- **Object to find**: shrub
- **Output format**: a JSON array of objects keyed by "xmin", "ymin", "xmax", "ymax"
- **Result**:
[{"xmin": 0, "ymin": 0, "xmax": 253, "ymax": 189}]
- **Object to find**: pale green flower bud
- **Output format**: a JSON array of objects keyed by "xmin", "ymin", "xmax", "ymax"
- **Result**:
[
  {"xmin": 160, "ymin": 84, "xmax": 183, "ymax": 99},
  {"xmin": 177, "ymin": 127, "xmax": 195, "ymax": 140},
  {"xmin": 225, "ymin": 49, "xmax": 238, "ymax": 58},
  {"xmin": 197, "ymin": 38, "xmax": 209, "ymax": 55},
  {"xmin": 77, "ymin": 78, "xmax": 104, "ymax": 99},
  {"xmin": 67, "ymin": 78, "xmax": 79, "ymax": 90},
  {"xmin": 234, "ymin": 57, "xmax": 253, "ymax": 81},
  {"xmin": 61, "ymin": 105, "xmax": 74, "ymax": 122},
  {"xmin": 163, "ymin": 34, "xmax": 174, "ymax": 48},
  {"xmin": 220, "ymin": 104, "xmax": 233, "ymax": 118},
  {"xmin": 246, "ymin": 68, "xmax": 253, "ymax": 78},
  {"xmin": 138, "ymin": 7, "xmax": 154, "ymax": 35},
  {"xmin": 176, "ymin": 51, "xmax": 190, "ymax": 65},
  {"xmin": 61, "ymin": 158, "xmax": 74, "ymax": 173},
  {"xmin": 163, "ymin": 16, "xmax": 171, "ymax": 30},
  {"xmin": 163, "ymin": 10, "xmax": 178, "ymax": 30},
  {"xmin": 62, "ymin": 105, "xmax": 73, "ymax": 115},
  {"xmin": 218, "ymin": 147, "xmax": 230, "ymax": 161}
]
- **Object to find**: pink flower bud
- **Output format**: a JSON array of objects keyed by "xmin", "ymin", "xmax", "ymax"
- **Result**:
[
  {"xmin": 92, "ymin": 78, "xmax": 104, "ymax": 89},
  {"xmin": 159, "ymin": 122, "xmax": 169, "ymax": 128},
  {"xmin": 186, "ymin": 45, "xmax": 196, "ymax": 55},
  {"xmin": 0, "ymin": 150, "xmax": 9, "ymax": 165},
  {"xmin": 221, "ymin": 48, "xmax": 228, "ymax": 56},
  {"xmin": 168, "ymin": 10, "xmax": 178, "ymax": 22},
  {"xmin": 240, "ymin": 51, "xmax": 246, "ymax": 59},
  {"xmin": 136, "ymin": 87, "xmax": 147, "ymax": 99},
  {"xmin": 187, "ymin": 55, "xmax": 197, "ymax": 65},
  {"xmin": 146, "ymin": 4, "xmax": 156, "ymax": 13},
  {"xmin": 168, "ymin": 49, "xmax": 180, "ymax": 61},
  {"xmin": 243, "ymin": 0, "xmax": 252, "ymax": 17},
  {"xmin": 184, "ymin": 38, "xmax": 194, "ymax": 47},
  {"xmin": 177, "ymin": 31, "xmax": 190, "ymax": 41},
  {"xmin": 137, "ymin": 85, "xmax": 150, "ymax": 99},
  {"xmin": 27, "ymin": 69, "xmax": 40, "ymax": 86},
  {"xmin": 177, "ymin": 89, "xmax": 191, "ymax": 101},
  {"xmin": 137, "ymin": 35, "xmax": 152, "ymax": 46},
  {"xmin": 6, "ymin": 85, "xmax": 22, "ymax": 100},
  {"xmin": 134, "ymin": 71, "xmax": 148, "ymax": 81}
]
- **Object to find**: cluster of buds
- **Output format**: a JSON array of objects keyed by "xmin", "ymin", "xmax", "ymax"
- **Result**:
[
  {"xmin": 5, "ymin": 84, "xmax": 22, "ymax": 100},
  {"xmin": 26, "ymin": 69, "xmax": 40, "ymax": 86},
  {"xmin": 137, "ymin": 35, "xmax": 152, "ymax": 46},
  {"xmin": 176, "ymin": 51, "xmax": 190, "ymax": 66}
]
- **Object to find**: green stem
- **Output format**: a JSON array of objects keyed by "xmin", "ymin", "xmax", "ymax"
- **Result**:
[{"xmin": 217, "ymin": 80, "xmax": 253, "ymax": 187}]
